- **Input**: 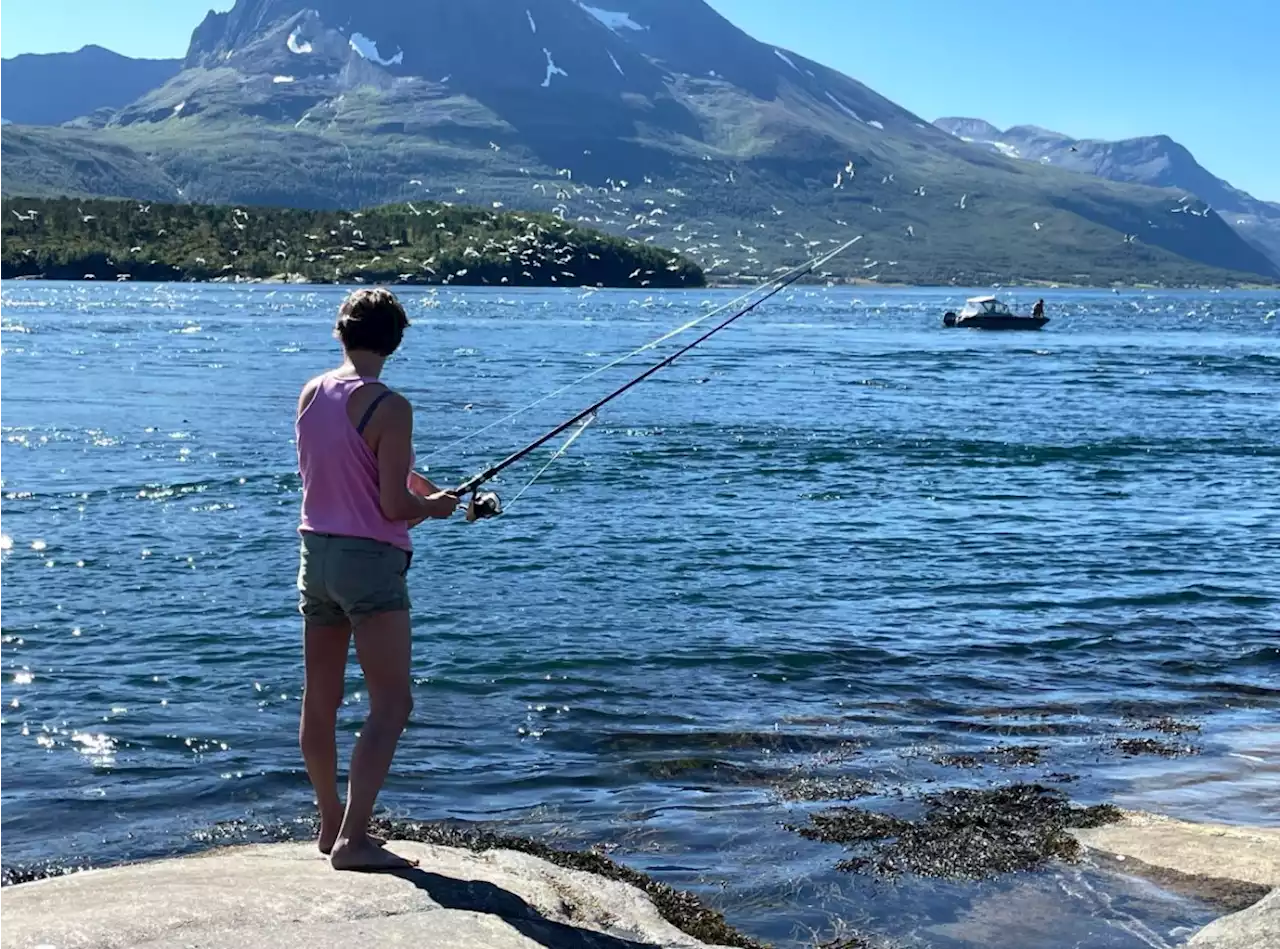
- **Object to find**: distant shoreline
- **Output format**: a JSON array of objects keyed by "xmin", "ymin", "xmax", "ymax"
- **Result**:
[
  {"xmin": 701, "ymin": 278, "xmax": 1280, "ymax": 291},
  {"xmin": 7, "ymin": 273, "xmax": 1275, "ymax": 292}
]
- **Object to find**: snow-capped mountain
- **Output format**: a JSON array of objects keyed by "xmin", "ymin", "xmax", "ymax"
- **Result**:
[
  {"xmin": 143, "ymin": 0, "xmax": 926, "ymax": 160},
  {"xmin": 179, "ymin": 0, "xmax": 910, "ymax": 118},
  {"xmin": 935, "ymin": 117, "xmax": 1280, "ymax": 267}
]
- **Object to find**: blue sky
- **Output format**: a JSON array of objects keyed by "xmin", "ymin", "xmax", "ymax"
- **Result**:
[{"xmin": 3, "ymin": 0, "xmax": 1276, "ymax": 200}]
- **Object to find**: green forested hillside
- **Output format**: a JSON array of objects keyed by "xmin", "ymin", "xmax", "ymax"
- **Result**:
[
  {"xmin": 1, "ymin": 196, "xmax": 704, "ymax": 288},
  {"xmin": 0, "ymin": 126, "xmax": 183, "ymax": 202}
]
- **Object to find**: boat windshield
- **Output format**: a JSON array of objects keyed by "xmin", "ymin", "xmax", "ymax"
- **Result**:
[{"xmin": 959, "ymin": 297, "xmax": 1013, "ymax": 317}]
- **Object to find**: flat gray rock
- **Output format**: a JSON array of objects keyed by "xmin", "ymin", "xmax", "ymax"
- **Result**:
[
  {"xmin": 1072, "ymin": 812, "xmax": 1280, "ymax": 949},
  {"xmin": 1072, "ymin": 811, "xmax": 1280, "ymax": 888},
  {"xmin": 1, "ymin": 841, "xmax": 730, "ymax": 949}
]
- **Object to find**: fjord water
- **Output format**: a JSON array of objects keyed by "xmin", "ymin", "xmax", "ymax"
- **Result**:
[{"xmin": 2, "ymin": 283, "xmax": 1277, "ymax": 947}]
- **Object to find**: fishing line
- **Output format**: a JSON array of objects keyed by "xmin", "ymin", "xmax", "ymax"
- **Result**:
[
  {"xmin": 423, "ymin": 248, "xmax": 847, "ymax": 463},
  {"xmin": 454, "ymin": 236, "xmax": 861, "ymax": 513},
  {"xmin": 505, "ymin": 413, "xmax": 597, "ymax": 511}
]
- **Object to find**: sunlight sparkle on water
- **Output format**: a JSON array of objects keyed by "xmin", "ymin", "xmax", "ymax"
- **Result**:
[{"xmin": 72, "ymin": 731, "xmax": 117, "ymax": 767}]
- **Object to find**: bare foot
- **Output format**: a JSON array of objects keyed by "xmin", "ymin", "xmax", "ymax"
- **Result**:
[
  {"xmin": 319, "ymin": 824, "xmax": 382, "ymax": 855},
  {"xmin": 330, "ymin": 836, "xmax": 417, "ymax": 871},
  {"xmin": 318, "ymin": 818, "xmax": 341, "ymax": 856}
]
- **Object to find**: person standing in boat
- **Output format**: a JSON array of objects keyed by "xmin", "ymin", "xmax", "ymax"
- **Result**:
[
  {"xmin": 294, "ymin": 287, "xmax": 459, "ymax": 870},
  {"xmin": 1033, "ymin": 299, "xmax": 1046, "ymax": 319}
]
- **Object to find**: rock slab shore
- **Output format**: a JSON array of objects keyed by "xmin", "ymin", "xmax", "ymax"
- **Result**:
[
  {"xmin": 5, "ymin": 813, "xmax": 1278, "ymax": 949},
  {"xmin": 0, "ymin": 841, "xmax": 733, "ymax": 949},
  {"xmin": 1072, "ymin": 812, "xmax": 1280, "ymax": 949}
]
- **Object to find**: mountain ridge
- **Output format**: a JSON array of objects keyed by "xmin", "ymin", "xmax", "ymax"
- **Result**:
[
  {"xmin": 935, "ymin": 117, "xmax": 1280, "ymax": 267},
  {"xmin": 1, "ymin": 45, "xmax": 182, "ymax": 126}
]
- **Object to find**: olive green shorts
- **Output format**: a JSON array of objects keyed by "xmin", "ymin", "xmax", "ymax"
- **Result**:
[{"xmin": 297, "ymin": 532, "xmax": 412, "ymax": 626}]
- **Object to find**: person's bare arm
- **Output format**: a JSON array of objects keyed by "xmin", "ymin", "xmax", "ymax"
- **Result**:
[
  {"xmin": 297, "ymin": 378, "xmax": 322, "ymax": 420},
  {"xmin": 408, "ymin": 470, "xmax": 443, "ymax": 496},
  {"xmin": 375, "ymin": 395, "xmax": 457, "ymax": 522}
]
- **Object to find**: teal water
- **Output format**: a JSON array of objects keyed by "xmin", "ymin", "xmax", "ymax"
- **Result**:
[{"xmin": 2, "ymin": 283, "xmax": 1278, "ymax": 947}]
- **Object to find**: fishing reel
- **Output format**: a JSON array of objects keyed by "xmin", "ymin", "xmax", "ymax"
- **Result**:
[{"xmin": 466, "ymin": 490, "xmax": 503, "ymax": 522}]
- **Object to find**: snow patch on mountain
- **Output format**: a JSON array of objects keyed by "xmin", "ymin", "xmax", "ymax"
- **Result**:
[
  {"xmin": 868, "ymin": 120, "xmax": 884, "ymax": 130},
  {"xmin": 577, "ymin": 3, "xmax": 646, "ymax": 33},
  {"xmin": 773, "ymin": 49, "xmax": 801, "ymax": 74},
  {"xmin": 941, "ymin": 123, "xmax": 1024, "ymax": 160},
  {"xmin": 527, "ymin": 9, "xmax": 537, "ymax": 33},
  {"xmin": 541, "ymin": 48, "xmax": 568, "ymax": 87},
  {"xmin": 273, "ymin": 75, "xmax": 296, "ymax": 83},
  {"xmin": 825, "ymin": 91, "xmax": 863, "ymax": 124},
  {"xmin": 349, "ymin": 32, "xmax": 403, "ymax": 67},
  {"xmin": 287, "ymin": 29, "xmax": 312, "ymax": 54},
  {"xmin": 608, "ymin": 51, "xmax": 625, "ymax": 76}
]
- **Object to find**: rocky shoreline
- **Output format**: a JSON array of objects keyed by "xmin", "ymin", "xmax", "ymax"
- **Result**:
[
  {"xmin": 1, "ymin": 840, "xmax": 737, "ymax": 949},
  {"xmin": 2, "ymin": 810, "xmax": 1275, "ymax": 949},
  {"xmin": 1072, "ymin": 812, "xmax": 1279, "ymax": 948}
]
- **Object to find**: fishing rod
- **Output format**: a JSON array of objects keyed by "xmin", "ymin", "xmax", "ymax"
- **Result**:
[
  {"xmin": 424, "ymin": 246, "xmax": 853, "ymax": 463},
  {"xmin": 453, "ymin": 237, "xmax": 861, "ymax": 518}
]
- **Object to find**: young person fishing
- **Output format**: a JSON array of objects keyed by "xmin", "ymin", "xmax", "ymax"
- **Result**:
[
  {"xmin": 292, "ymin": 242, "xmax": 853, "ymax": 870},
  {"xmin": 294, "ymin": 287, "xmax": 458, "ymax": 870}
]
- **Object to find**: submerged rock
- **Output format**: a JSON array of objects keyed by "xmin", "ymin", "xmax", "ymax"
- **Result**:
[
  {"xmin": 0, "ymin": 840, "xmax": 746, "ymax": 949},
  {"xmin": 1110, "ymin": 736, "xmax": 1201, "ymax": 757},
  {"xmin": 1124, "ymin": 715, "xmax": 1202, "ymax": 735},
  {"xmin": 931, "ymin": 743, "xmax": 1046, "ymax": 769},
  {"xmin": 789, "ymin": 783, "xmax": 1121, "ymax": 879},
  {"xmin": 1072, "ymin": 811, "xmax": 1280, "ymax": 949}
]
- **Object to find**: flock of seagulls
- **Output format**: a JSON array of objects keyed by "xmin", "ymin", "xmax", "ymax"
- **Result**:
[{"xmin": 6, "ymin": 141, "xmax": 1220, "ymax": 283}]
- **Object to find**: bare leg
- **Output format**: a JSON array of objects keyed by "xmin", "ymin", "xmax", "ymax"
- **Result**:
[
  {"xmin": 300, "ymin": 619, "xmax": 351, "ymax": 854},
  {"xmin": 330, "ymin": 610, "xmax": 417, "ymax": 870}
]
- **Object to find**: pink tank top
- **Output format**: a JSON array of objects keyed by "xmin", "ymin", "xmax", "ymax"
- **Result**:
[{"xmin": 296, "ymin": 373, "xmax": 412, "ymax": 552}]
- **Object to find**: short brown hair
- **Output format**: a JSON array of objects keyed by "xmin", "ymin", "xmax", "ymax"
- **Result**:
[{"xmin": 335, "ymin": 288, "xmax": 409, "ymax": 356}]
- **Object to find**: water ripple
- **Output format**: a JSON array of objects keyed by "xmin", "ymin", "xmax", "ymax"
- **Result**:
[{"xmin": 2, "ymin": 283, "xmax": 1278, "ymax": 949}]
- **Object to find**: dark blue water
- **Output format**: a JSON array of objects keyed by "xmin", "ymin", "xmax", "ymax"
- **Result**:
[{"xmin": 2, "ymin": 283, "xmax": 1278, "ymax": 948}]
